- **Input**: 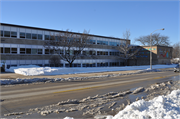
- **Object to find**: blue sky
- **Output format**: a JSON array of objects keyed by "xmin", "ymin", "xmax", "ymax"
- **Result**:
[{"xmin": 1, "ymin": 0, "xmax": 179, "ymax": 45}]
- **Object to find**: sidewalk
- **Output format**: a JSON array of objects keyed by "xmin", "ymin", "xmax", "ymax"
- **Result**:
[{"xmin": 0, "ymin": 68, "xmax": 173, "ymax": 79}]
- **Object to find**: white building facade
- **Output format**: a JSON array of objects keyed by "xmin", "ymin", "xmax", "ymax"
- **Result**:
[{"xmin": 0, "ymin": 23, "xmax": 129, "ymax": 68}]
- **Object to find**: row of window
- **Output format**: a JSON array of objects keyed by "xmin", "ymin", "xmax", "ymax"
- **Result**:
[
  {"xmin": 1, "ymin": 30, "xmax": 125, "ymax": 46},
  {"xmin": 20, "ymin": 32, "xmax": 42, "ymax": 40},
  {"xmin": 1, "ymin": 47, "xmax": 42, "ymax": 54},
  {"xmin": 1, "ymin": 47, "xmax": 122, "ymax": 56},
  {"xmin": 1, "ymin": 31, "xmax": 17, "ymax": 38}
]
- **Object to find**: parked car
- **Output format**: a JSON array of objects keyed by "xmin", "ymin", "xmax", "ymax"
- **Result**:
[{"xmin": 174, "ymin": 64, "xmax": 180, "ymax": 72}]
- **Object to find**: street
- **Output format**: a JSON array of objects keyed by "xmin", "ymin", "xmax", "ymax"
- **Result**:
[{"xmin": 0, "ymin": 71, "xmax": 179, "ymax": 117}]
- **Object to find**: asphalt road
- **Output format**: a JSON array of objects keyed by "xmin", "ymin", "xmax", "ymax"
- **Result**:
[{"xmin": 0, "ymin": 71, "xmax": 179, "ymax": 116}]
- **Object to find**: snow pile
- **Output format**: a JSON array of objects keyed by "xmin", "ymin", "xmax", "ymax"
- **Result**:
[
  {"xmin": 6, "ymin": 65, "xmax": 40, "ymax": 73},
  {"xmin": 5, "ymin": 64, "xmax": 176, "ymax": 76},
  {"xmin": 108, "ymin": 89, "xmax": 180, "ymax": 119}
]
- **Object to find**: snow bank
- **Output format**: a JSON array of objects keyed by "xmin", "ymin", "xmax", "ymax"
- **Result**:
[
  {"xmin": 6, "ymin": 65, "xmax": 40, "ymax": 73},
  {"xmin": 108, "ymin": 89, "xmax": 180, "ymax": 119},
  {"xmin": 6, "ymin": 64, "xmax": 176, "ymax": 76}
]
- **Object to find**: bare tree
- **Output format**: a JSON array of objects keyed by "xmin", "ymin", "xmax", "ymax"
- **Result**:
[
  {"xmin": 116, "ymin": 43, "xmax": 139, "ymax": 66},
  {"xmin": 49, "ymin": 55, "xmax": 61, "ymax": 67},
  {"xmin": 123, "ymin": 29, "xmax": 131, "ymax": 40},
  {"xmin": 172, "ymin": 42, "xmax": 180, "ymax": 59},
  {"xmin": 135, "ymin": 33, "xmax": 170, "ymax": 46},
  {"xmin": 44, "ymin": 30, "xmax": 91, "ymax": 67}
]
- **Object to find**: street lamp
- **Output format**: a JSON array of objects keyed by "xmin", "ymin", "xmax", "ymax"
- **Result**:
[{"xmin": 150, "ymin": 28, "xmax": 165, "ymax": 70}]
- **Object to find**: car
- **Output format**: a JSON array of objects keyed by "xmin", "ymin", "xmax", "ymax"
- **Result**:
[{"xmin": 174, "ymin": 64, "xmax": 180, "ymax": 72}]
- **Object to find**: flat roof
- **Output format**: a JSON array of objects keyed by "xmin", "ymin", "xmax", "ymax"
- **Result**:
[{"xmin": 1, "ymin": 23, "xmax": 129, "ymax": 41}]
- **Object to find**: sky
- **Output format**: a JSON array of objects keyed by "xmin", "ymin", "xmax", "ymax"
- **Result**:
[{"xmin": 0, "ymin": 0, "xmax": 179, "ymax": 46}]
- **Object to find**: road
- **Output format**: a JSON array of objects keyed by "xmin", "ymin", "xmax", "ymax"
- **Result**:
[{"xmin": 0, "ymin": 71, "xmax": 179, "ymax": 116}]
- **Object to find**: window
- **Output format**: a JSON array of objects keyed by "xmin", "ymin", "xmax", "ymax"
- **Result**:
[
  {"xmin": 20, "ymin": 48, "xmax": 26, "ymax": 54},
  {"xmin": 11, "ymin": 48, "xmax": 17, "ymax": 54},
  {"xmin": 60, "ymin": 50, "xmax": 64, "ymax": 54},
  {"xmin": 5, "ymin": 48, "xmax": 10, "ymax": 53},
  {"xmin": 50, "ymin": 36, "xmax": 55, "ymax": 40},
  {"xmin": 38, "ymin": 49, "xmax": 42, "ymax": 54},
  {"xmin": 32, "ymin": 34, "xmax": 37, "ymax": 39},
  {"xmin": 50, "ymin": 49, "xmax": 54, "ymax": 54},
  {"xmin": 1, "ymin": 47, "xmax": 3, "ymax": 53},
  {"xmin": 110, "ymin": 62, "xmax": 119, "ymax": 66},
  {"xmin": 97, "ymin": 62, "xmax": 108, "ymax": 67},
  {"xmin": 38, "ymin": 34, "xmax": 42, "ymax": 40},
  {"xmin": 65, "ymin": 64, "xmax": 70, "ymax": 67},
  {"xmin": 102, "ymin": 41, "xmax": 108, "ymax": 45},
  {"xmin": 31, "ymin": 49, "xmax": 37, "ymax": 54},
  {"xmin": 73, "ymin": 63, "xmax": 81, "ymax": 67},
  {"xmin": 26, "ymin": 33, "xmax": 31, "ymax": 39},
  {"xmin": 11, "ymin": 32, "xmax": 17, "ymax": 38},
  {"xmin": 45, "ymin": 49, "xmax": 49, "ymax": 54},
  {"xmin": 88, "ymin": 39, "xmax": 96, "ymax": 44},
  {"xmin": 4, "ymin": 31, "xmax": 10, "ymax": 37},
  {"xmin": 97, "ymin": 40, "xmax": 102, "ymax": 45},
  {"xmin": 109, "ymin": 42, "xmax": 118, "ymax": 46},
  {"xmin": 45, "ymin": 35, "xmax": 50, "ymax": 40},
  {"xmin": 89, "ymin": 51, "xmax": 96, "ymax": 55},
  {"xmin": 1, "ymin": 31, "xmax": 3, "ymax": 37},
  {"xmin": 20, "ymin": 32, "xmax": 25, "ymax": 38},
  {"xmin": 26, "ymin": 48, "xmax": 31, "ymax": 54}
]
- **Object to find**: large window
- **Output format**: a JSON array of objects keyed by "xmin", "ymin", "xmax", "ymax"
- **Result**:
[
  {"xmin": 4, "ymin": 31, "xmax": 10, "ymax": 37},
  {"xmin": 50, "ymin": 36, "xmax": 55, "ymax": 40},
  {"xmin": 26, "ymin": 33, "xmax": 31, "ymax": 39},
  {"xmin": 97, "ymin": 40, "xmax": 108, "ymax": 45},
  {"xmin": 109, "ymin": 42, "xmax": 119, "ymax": 46},
  {"xmin": 45, "ymin": 49, "xmax": 50, "ymax": 54},
  {"xmin": 11, "ymin": 32, "xmax": 17, "ymax": 38},
  {"xmin": 38, "ymin": 34, "xmax": 42, "ymax": 40},
  {"xmin": 20, "ymin": 48, "xmax": 26, "ymax": 54},
  {"xmin": 38, "ymin": 49, "xmax": 42, "ymax": 54},
  {"xmin": 50, "ymin": 49, "xmax": 54, "ymax": 54},
  {"xmin": 5, "ymin": 48, "xmax": 10, "ymax": 53},
  {"xmin": 45, "ymin": 35, "xmax": 50, "ymax": 40},
  {"xmin": 11, "ymin": 48, "xmax": 17, "ymax": 54},
  {"xmin": 26, "ymin": 48, "xmax": 31, "ymax": 54},
  {"xmin": 20, "ymin": 32, "xmax": 26, "ymax": 38},
  {"xmin": 31, "ymin": 49, "xmax": 38, "ymax": 54},
  {"xmin": 88, "ymin": 39, "xmax": 96, "ymax": 44},
  {"xmin": 32, "ymin": 34, "xmax": 37, "ymax": 39}
]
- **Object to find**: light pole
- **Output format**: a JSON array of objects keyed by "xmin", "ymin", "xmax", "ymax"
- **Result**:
[{"xmin": 150, "ymin": 28, "xmax": 165, "ymax": 70}]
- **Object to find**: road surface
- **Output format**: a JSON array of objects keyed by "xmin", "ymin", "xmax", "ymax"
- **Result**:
[{"xmin": 0, "ymin": 71, "xmax": 179, "ymax": 116}]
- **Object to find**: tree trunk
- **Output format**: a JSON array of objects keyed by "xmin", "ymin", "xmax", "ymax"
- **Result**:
[{"xmin": 69, "ymin": 62, "xmax": 73, "ymax": 67}]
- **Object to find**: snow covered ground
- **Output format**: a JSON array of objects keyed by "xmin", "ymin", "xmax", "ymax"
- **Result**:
[
  {"xmin": 64, "ymin": 89, "xmax": 180, "ymax": 119},
  {"xmin": 107, "ymin": 89, "xmax": 180, "ymax": 119},
  {"xmin": 1, "ymin": 64, "xmax": 176, "ymax": 85},
  {"xmin": 6, "ymin": 64, "xmax": 176, "ymax": 76}
]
